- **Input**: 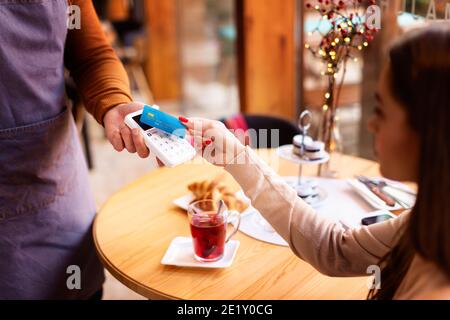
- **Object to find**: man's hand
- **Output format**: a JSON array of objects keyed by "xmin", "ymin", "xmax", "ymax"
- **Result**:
[{"xmin": 104, "ymin": 102, "xmax": 150, "ymax": 158}]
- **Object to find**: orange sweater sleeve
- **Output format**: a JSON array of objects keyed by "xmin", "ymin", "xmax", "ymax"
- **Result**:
[{"xmin": 65, "ymin": 0, "xmax": 132, "ymax": 125}]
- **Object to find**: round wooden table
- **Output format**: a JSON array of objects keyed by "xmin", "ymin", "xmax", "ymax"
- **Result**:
[{"xmin": 94, "ymin": 151, "xmax": 381, "ymax": 300}]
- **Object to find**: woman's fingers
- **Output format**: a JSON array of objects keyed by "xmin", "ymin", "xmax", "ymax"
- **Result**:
[
  {"xmin": 120, "ymin": 124, "xmax": 136, "ymax": 153},
  {"xmin": 179, "ymin": 116, "xmax": 190, "ymax": 125},
  {"xmin": 180, "ymin": 117, "xmax": 225, "ymax": 143},
  {"xmin": 132, "ymin": 128, "xmax": 150, "ymax": 158},
  {"xmin": 189, "ymin": 132, "xmax": 213, "ymax": 147},
  {"xmin": 179, "ymin": 116, "xmax": 216, "ymax": 132}
]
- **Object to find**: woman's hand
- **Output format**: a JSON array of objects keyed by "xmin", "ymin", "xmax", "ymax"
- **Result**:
[
  {"xmin": 104, "ymin": 102, "xmax": 151, "ymax": 159},
  {"xmin": 179, "ymin": 117, "xmax": 246, "ymax": 167}
]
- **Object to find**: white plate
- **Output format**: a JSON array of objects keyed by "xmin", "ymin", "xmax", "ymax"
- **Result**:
[
  {"xmin": 347, "ymin": 179, "xmax": 414, "ymax": 211},
  {"xmin": 239, "ymin": 211, "xmax": 288, "ymax": 247},
  {"xmin": 161, "ymin": 237, "xmax": 240, "ymax": 268},
  {"xmin": 277, "ymin": 144, "xmax": 330, "ymax": 165}
]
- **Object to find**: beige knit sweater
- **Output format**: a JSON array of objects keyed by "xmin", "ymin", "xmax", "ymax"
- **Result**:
[{"xmin": 225, "ymin": 147, "xmax": 450, "ymax": 300}]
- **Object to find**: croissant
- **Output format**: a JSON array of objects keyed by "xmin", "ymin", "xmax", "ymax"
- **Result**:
[
  {"xmin": 187, "ymin": 177, "xmax": 249, "ymax": 213},
  {"xmin": 222, "ymin": 194, "xmax": 248, "ymax": 212},
  {"xmin": 188, "ymin": 178, "xmax": 221, "ymax": 198}
]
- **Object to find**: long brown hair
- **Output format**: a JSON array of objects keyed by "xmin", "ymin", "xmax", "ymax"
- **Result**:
[{"xmin": 368, "ymin": 24, "xmax": 450, "ymax": 300}]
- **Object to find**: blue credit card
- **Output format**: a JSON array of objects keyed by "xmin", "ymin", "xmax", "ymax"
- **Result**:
[{"xmin": 140, "ymin": 105, "xmax": 186, "ymax": 138}]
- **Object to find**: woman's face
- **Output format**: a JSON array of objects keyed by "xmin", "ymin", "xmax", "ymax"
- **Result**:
[{"xmin": 367, "ymin": 64, "xmax": 419, "ymax": 182}]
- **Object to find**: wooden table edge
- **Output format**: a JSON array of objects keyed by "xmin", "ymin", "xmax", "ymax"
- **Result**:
[
  {"xmin": 92, "ymin": 152, "xmax": 386, "ymax": 300},
  {"xmin": 93, "ymin": 216, "xmax": 178, "ymax": 300}
]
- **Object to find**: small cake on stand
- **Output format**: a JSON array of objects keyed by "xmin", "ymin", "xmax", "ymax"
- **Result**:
[{"xmin": 277, "ymin": 110, "xmax": 330, "ymax": 207}]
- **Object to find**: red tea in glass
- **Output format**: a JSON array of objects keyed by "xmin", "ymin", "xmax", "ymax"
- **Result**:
[
  {"xmin": 190, "ymin": 213, "xmax": 226, "ymax": 261},
  {"xmin": 188, "ymin": 200, "xmax": 241, "ymax": 262}
]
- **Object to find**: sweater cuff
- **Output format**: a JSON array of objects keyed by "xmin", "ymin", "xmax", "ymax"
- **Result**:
[{"xmin": 94, "ymin": 94, "xmax": 133, "ymax": 126}]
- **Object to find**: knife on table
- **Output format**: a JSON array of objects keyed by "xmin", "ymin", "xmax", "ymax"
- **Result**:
[
  {"xmin": 356, "ymin": 176, "xmax": 397, "ymax": 207},
  {"xmin": 358, "ymin": 176, "xmax": 413, "ymax": 209}
]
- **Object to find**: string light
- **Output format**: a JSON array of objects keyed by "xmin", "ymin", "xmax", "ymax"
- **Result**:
[
  {"xmin": 304, "ymin": 6, "xmax": 373, "ymax": 79},
  {"xmin": 303, "ymin": 1, "xmax": 378, "ymax": 153}
]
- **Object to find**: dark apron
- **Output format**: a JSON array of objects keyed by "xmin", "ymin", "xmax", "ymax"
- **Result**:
[{"xmin": 0, "ymin": 0, "xmax": 104, "ymax": 299}]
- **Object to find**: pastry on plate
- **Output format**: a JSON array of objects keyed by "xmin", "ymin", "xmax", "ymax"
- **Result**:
[
  {"xmin": 292, "ymin": 134, "xmax": 313, "ymax": 156},
  {"xmin": 188, "ymin": 177, "xmax": 249, "ymax": 213},
  {"xmin": 304, "ymin": 141, "xmax": 325, "ymax": 160}
]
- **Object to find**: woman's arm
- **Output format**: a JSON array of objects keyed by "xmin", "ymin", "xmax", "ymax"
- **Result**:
[
  {"xmin": 65, "ymin": 0, "xmax": 132, "ymax": 125},
  {"xmin": 226, "ymin": 146, "xmax": 409, "ymax": 277},
  {"xmin": 180, "ymin": 117, "xmax": 409, "ymax": 277},
  {"xmin": 413, "ymin": 287, "xmax": 450, "ymax": 300}
]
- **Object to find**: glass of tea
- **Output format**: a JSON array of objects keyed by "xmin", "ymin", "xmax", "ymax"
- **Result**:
[{"xmin": 188, "ymin": 199, "xmax": 241, "ymax": 262}]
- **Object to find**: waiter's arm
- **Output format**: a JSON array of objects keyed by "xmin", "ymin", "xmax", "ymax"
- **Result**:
[{"xmin": 65, "ymin": 0, "xmax": 150, "ymax": 158}]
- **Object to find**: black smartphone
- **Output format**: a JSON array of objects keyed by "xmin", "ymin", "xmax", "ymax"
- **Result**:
[{"xmin": 361, "ymin": 214, "xmax": 394, "ymax": 226}]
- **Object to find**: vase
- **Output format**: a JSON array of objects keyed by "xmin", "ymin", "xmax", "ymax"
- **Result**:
[
  {"xmin": 318, "ymin": 75, "xmax": 343, "ymax": 177},
  {"xmin": 319, "ymin": 115, "xmax": 343, "ymax": 177}
]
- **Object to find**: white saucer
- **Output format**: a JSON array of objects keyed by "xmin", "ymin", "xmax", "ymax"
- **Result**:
[{"xmin": 161, "ymin": 237, "xmax": 240, "ymax": 268}]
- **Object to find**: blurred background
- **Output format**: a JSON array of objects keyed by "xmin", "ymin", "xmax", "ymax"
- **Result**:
[{"xmin": 71, "ymin": 0, "xmax": 445, "ymax": 299}]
